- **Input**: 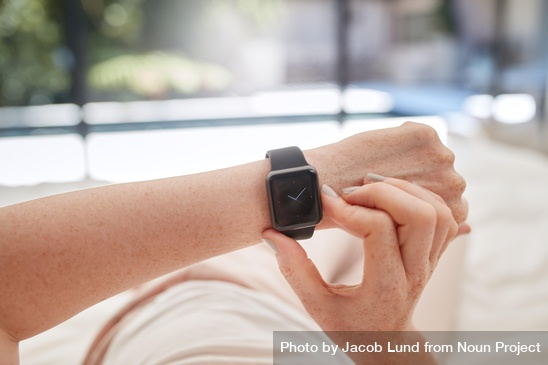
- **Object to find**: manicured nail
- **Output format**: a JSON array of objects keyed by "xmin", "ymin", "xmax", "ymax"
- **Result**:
[
  {"xmin": 263, "ymin": 238, "xmax": 278, "ymax": 254},
  {"xmin": 342, "ymin": 186, "xmax": 361, "ymax": 195},
  {"xmin": 322, "ymin": 184, "xmax": 339, "ymax": 198},
  {"xmin": 367, "ymin": 172, "xmax": 386, "ymax": 182}
]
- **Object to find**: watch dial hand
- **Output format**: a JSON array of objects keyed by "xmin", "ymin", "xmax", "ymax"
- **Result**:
[
  {"xmin": 295, "ymin": 187, "xmax": 306, "ymax": 200},
  {"xmin": 293, "ymin": 199, "xmax": 310, "ymax": 208},
  {"xmin": 288, "ymin": 187, "xmax": 307, "ymax": 201}
]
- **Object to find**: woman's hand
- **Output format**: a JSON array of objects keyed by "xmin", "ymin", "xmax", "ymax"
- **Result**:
[
  {"xmin": 309, "ymin": 122, "xmax": 468, "ymax": 229},
  {"xmin": 263, "ymin": 176, "xmax": 459, "ymax": 333}
]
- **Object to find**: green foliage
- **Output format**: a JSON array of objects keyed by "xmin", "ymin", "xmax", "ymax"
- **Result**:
[
  {"xmin": 208, "ymin": 0, "xmax": 285, "ymax": 32},
  {"xmin": 0, "ymin": 0, "xmax": 281, "ymax": 106},
  {"xmin": 0, "ymin": 0, "xmax": 69, "ymax": 106},
  {"xmin": 88, "ymin": 51, "xmax": 232, "ymax": 98},
  {"xmin": 433, "ymin": 0, "xmax": 456, "ymax": 35},
  {"xmin": 235, "ymin": 0, "xmax": 285, "ymax": 28},
  {"xmin": 83, "ymin": 0, "xmax": 144, "ymax": 46}
]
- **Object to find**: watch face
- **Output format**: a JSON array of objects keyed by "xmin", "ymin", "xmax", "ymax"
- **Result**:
[{"xmin": 267, "ymin": 167, "xmax": 322, "ymax": 230}]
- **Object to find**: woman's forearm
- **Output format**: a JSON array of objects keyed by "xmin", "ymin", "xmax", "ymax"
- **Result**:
[
  {"xmin": 0, "ymin": 158, "xmax": 278, "ymax": 340},
  {"xmin": 0, "ymin": 145, "xmax": 349, "ymax": 341}
]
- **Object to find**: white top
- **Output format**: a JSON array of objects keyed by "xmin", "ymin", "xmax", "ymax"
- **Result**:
[{"xmin": 102, "ymin": 280, "xmax": 354, "ymax": 365}]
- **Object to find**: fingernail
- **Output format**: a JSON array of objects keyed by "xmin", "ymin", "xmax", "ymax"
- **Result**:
[
  {"xmin": 413, "ymin": 181, "xmax": 423, "ymax": 188},
  {"xmin": 367, "ymin": 172, "xmax": 386, "ymax": 182},
  {"xmin": 263, "ymin": 238, "xmax": 278, "ymax": 254},
  {"xmin": 342, "ymin": 186, "xmax": 361, "ymax": 195},
  {"xmin": 322, "ymin": 184, "xmax": 339, "ymax": 198}
]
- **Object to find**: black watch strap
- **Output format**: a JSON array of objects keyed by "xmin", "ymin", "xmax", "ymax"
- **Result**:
[
  {"xmin": 266, "ymin": 146, "xmax": 317, "ymax": 240},
  {"xmin": 283, "ymin": 226, "xmax": 316, "ymax": 240},
  {"xmin": 265, "ymin": 146, "xmax": 308, "ymax": 170}
]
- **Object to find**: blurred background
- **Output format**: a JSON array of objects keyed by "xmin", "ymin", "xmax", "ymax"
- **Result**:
[
  {"xmin": 1, "ymin": 0, "xmax": 548, "ymax": 177},
  {"xmin": 2, "ymin": 2, "xmax": 548, "ymax": 362},
  {"xmin": 2, "ymin": 0, "xmax": 548, "ymax": 182}
]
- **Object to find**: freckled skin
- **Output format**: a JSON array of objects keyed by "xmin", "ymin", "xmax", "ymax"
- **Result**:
[{"xmin": 0, "ymin": 123, "xmax": 467, "ymax": 365}]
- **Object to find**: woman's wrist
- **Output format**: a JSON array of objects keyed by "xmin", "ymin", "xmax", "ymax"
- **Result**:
[{"xmin": 304, "ymin": 137, "xmax": 373, "ymax": 230}]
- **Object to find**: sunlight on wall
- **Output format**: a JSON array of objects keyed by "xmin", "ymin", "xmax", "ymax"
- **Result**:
[
  {"xmin": 492, "ymin": 94, "xmax": 536, "ymax": 124},
  {"xmin": 343, "ymin": 88, "xmax": 394, "ymax": 114},
  {"xmin": 0, "ymin": 134, "xmax": 86, "ymax": 186},
  {"xmin": 86, "ymin": 122, "xmax": 341, "ymax": 183},
  {"xmin": 463, "ymin": 93, "xmax": 537, "ymax": 124}
]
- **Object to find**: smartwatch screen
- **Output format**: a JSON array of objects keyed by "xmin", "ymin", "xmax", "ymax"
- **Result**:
[{"xmin": 268, "ymin": 169, "xmax": 321, "ymax": 229}]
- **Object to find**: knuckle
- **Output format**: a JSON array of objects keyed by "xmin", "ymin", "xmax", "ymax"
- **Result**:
[
  {"xmin": 451, "ymin": 202, "xmax": 468, "ymax": 225},
  {"xmin": 445, "ymin": 178, "xmax": 467, "ymax": 224},
  {"xmin": 454, "ymin": 173, "xmax": 467, "ymax": 194},
  {"xmin": 439, "ymin": 205, "xmax": 459, "ymax": 237},
  {"xmin": 443, "ymin": 148, "xmax": 456, "ymax": 165},
  {"xmin": 427, "ymin": 189, "xmax": 445, "ymax": 204},
  {"xmin": 441, "ymin": 173, "xmax": 467, "ymax": 201},
  {"xmin": 438, "ymin": 203, "xmax": 453, "ymax": 223},
  {"xmin": 412, "ymin": 122, "xmax": 438, "ymax": 140},
  {"xmin": 448, "ymin": 220, "xmax": 459, "ymax": 240},
  {"xmin": 433, "ymin": 147, "xmax": 455, "ymax": 166}
]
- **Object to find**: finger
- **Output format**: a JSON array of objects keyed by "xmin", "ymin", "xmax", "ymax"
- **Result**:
[
  {"xmin": 373, "ymin": 178, "xmax": 459, "ymax": 264},
  {"xmin": 456, "ymin": 222, "xmax": 471, "ymax": 237},
  {"xmin": 459, "ymin": 197, "xmax": 470, "ymax": 227},
  {"xmin": 360, "ymin": 175, "xmax": 458, "ymax": 264},
  {"xmin": 339, "ymin": 182, "xmax": 437, "ymax": 279},
  {"xmin": 364, "ymin": 173, "xmax": 445, "ymax": 205},
  {"xmin": 366, "ymin": 172, "xmax": 469, "ymax": 226},
  {"xmin": 445, "ymin": 194, "xmax": 469, "ymax": 228},
  {"xmin": 262, "ymin": 229, "xmax": 330, "ymax": 306},
  {"xmin": 321, "ymin": 185, "xmax": 406, "ymax": 286}
]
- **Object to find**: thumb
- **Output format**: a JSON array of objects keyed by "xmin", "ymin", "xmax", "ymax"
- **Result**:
[{"xmin": 263, "ymin": 229, "xmax": 329, "ymax": 301}]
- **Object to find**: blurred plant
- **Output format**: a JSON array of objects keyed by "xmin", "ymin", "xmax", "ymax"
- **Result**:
[
  {"xmin": 82, "ymin": 0, "xmax": 146, "ymax": 72},
  {"xmin": 83, "ymin": 0, "xmax": 144, "ymax": 46},
  {"xmin": 88, "ymin": 51, "xmax": 232, "ymax": 98},
  {"xmin": 208, "ymin": 0, "xmax": 285, "ymax": 32},
  {"xmin": 86, "ymin": 0, "xmax": 236, "ymax": 99},
  {"xmin": 1, "ymin": 0, "xmax": 275, "ymax": 106},
  {"xmin": 433, "ymin": 0, "xmax": 456, "ymax": 35},
  {"xmin": 235, "ymin": 0, "xmax": 285, "ymax": 27},
  {"xmin": 0, "ymin": 0, "xmax": 69, "ymax": 106}
]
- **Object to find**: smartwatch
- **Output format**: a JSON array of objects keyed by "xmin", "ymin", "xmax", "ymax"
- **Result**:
[{"xmin": 265, "ymin": 146, "xmax": 322, "ymax": 240}]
